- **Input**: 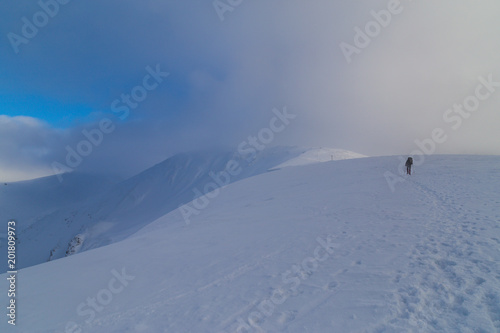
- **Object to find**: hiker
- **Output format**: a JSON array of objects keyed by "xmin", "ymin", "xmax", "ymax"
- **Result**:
[{"xmin": 405, "ymin": 157, "xmax": 413, "ymax": 175}]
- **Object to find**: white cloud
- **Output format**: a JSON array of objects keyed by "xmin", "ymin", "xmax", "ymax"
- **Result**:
[{"xmin": 0, "ymin": 116, "xmax": 66, "ymax": 181}]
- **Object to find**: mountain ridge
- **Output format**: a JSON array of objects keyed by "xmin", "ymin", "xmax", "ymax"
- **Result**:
[{"xmin": 1, "ymin": 146, "xmax": 364, "ymax": 271}]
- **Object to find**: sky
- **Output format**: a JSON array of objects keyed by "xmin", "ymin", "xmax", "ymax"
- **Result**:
[{"xmin": 0, "ymin": 0, "xmax": 499, "ymax": 181}]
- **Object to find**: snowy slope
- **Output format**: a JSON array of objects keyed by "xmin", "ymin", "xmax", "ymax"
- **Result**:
[
  {"xmin": 0, "ymin": 146, "xmax": 306, "ymax": 271},
  {"xmin": 271, "ymin": 147, "xmax": 366, "ymax": 169},
  {"xmin": 1, "ymin": 155, "xmax": 499, "ymax": 332},
  {"xmin": 0, "ymin": 172, "xmax": 119, "ymax": 230}
]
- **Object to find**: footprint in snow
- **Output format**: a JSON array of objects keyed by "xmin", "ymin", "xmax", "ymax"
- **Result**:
[
  {"xmin": 435, "ymin": 259, "xmax": 457, "ymax": 270},
  {"xmin": 491, "ymin": 237, "xmax": 500, "ymax": 245},
  {"xmin": 475, "ymin": 277, "xmax": 486, "ymax": 286},
  {"xmin": 484, "ymin": 292, "xmax": 500, "ymax": 323}
]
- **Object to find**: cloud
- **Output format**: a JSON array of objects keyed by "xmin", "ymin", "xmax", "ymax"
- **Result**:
[
  {"xmin": 0, "ymin": 0, "xmax": 499, "ymax": 181},
  {"xmin": 0, "ymin": 116, "xmax": 65, "ymax": 181}
]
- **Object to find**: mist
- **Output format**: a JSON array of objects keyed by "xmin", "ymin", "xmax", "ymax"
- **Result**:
[{"xmin": 1, "ymin": 0, "xmax": 499, "ymax": 181}]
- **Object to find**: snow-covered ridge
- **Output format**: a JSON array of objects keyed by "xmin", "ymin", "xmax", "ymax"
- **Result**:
[
  {"xmin": 2, "ymin": 146, "xmax": 329, "ymax": 271},
  {"xmin": 271, "ymin": 147, "xmax": 367, "ymax": 169},
  {"xmin": 0, "ymin": 173, "xmax": 120, "ymax": 230}
]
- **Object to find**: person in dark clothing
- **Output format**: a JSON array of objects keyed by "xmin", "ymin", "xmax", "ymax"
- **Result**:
[{"xmin": 405, "ymin": 157, "xmax": 413, "ymax": 175}]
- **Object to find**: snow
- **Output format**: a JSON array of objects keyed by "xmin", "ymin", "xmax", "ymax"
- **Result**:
[
  {"xmin": 271, "ymin": 147, "xmax": 367, "ymax": 169},
  {"xmin": 0, "ymin": 146, "xmax": 305, "ymax": 271},
  {"xmin": 0, "ymin": 173, "xmax": 119, "ymax": 231},
  {"xmin": 1, "ymin": 153, "xmax": 499, "ymax": 332}
]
